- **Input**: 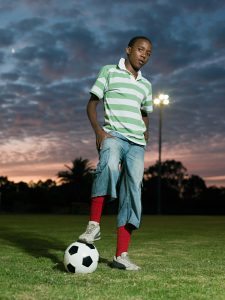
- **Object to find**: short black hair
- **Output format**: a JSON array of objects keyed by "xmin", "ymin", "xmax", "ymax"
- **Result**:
[{"xmin": 128, "ymin": 36, "xmax": 152, "ymax": 47}]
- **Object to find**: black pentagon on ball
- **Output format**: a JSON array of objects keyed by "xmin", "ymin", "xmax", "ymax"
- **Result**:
[
  {"xmin": 69, "ymin": 245, "xmax": 78, "ymax": 255},
  {"xmin": 85, "ymin": 243, "xmax": 95, "ymax": 250},
  {"xmin": 82, "ymin": 256, "xmax": 93, "ymax": 267},
  {"xmin": 67, "ymin": 263, "xmax": 76, "ymax": 273}
]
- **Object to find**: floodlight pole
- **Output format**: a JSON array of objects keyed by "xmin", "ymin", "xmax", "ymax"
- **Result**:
[
  {"xmin": 157, "ymin": 105, "xmax": 163, "ymax": 215},
  {"xmin": 153, "ymin": 94, "xmax": 170, "ymax": 215}
]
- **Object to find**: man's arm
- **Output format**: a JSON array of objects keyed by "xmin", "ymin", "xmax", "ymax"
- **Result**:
[
  {"xmin": 87, "ymin": 93, "xmax": 111, "ymax": 150},
  {"xmin": 141, "ymin": 110, "xmax": 149, "ymax": 142}
]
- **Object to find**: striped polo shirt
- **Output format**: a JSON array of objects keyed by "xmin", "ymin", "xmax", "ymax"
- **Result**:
[{"xmin": 90, "ymin": 58, "xmax": 153, "ymax": 145}]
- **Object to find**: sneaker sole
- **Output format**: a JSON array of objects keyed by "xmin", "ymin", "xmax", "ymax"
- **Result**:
[
  {"xmin": 111, "ymin": 260, "xmax": 140, "ymax": 271},
  {"xmin": 111, "ymin": 260, "xmax": 126, "ymax": 270},
  {"xmin": 78, "ymin": 236, "xmax": 101, "ymax": 244}
]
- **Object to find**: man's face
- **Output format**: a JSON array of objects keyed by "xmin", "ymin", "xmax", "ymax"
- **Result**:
[{"xmin": 126, "ymin": 39, "xmax": 152, "ymax": 71}]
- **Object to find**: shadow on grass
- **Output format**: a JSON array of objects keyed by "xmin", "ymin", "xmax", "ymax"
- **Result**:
[
  {"xmin": 99, "ymin": 256, "xmax": 111, "ymax": 266},
  {"xmin": 0, "ymin": 227, "xmax": 113, "ymax": 272},
  {"xmin": 0, "ymin": 226, "xmax": 67, "ymax": 272}
]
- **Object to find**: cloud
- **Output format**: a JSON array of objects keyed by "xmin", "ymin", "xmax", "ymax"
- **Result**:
[
  {"xmin": 0, "ymin": 0, "xmax": 224, "ymax": 186},
  {"xmin": 208, "ymin": 21, "xmax": 225, "ymax": 49},
  {"xmin": 14, "ymin": 17, "xmax": 46, "ymax": 32},
  {"xmin": 0, "ymin": 28, "xmax": 14, "ymax": 47}
]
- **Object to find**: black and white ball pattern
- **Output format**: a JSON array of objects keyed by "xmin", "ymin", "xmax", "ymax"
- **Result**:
[{"xmin": 64, "ymin": 241, "xmax": 99, "ymax": 273}]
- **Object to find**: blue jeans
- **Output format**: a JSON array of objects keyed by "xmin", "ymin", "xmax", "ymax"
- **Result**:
[{"xmin": 91, "ymin": 131, "xmax": 145, "ymax": 229}]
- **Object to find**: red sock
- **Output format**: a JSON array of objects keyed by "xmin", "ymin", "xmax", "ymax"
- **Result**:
[
  {"xmin": 89, "ymin": 196, "xmax": 106, "ymax": 223},
  {"xmin": 116, "ymin": 225, "xmax": 132, "ymax": 257}
]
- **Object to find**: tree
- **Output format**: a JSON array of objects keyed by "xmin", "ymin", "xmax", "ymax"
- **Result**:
[
  {"xmin": 182, "ymin": 175, "xmax": 206, "ymax": 200},
  {"xmin": 58, "ymin": 158, "xmax": 93, "ymax": 185},
  {"xmin": 34, "ymin": 179, "xmax": 56, "ymax": 190},
  {"xmin": 146, "ymin": 160, "xmax": 187, "ymax": 195},
  {"xmin": 57, "ymin": 158, "xmax": 94, "ymax": 210},
  {"xmin": 144, "ymin": 160, "xmax": 190, "ymax": 213},
  {"xmin": 0, "ymin": 176, "xmax": 9, "ymax": 186},
  {"xmin": 146, "ymin": 159, "xmax": 187, "ymax": 180},
  {"xmin": 0, "ymin": 176, "xmax": 16, "ymax": 212},
  {"xmin": 0, "ymin": 177, "xmax": 8, "ymax": 211}
]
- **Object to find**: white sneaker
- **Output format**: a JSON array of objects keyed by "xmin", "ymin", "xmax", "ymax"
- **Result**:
[
  {"xmin": 112, "ymin": 252, "xmax": 141, "ymax": 271},
  {"xmin": 78, "ymin": 221, "xmax": 101, "ymax": 244}
]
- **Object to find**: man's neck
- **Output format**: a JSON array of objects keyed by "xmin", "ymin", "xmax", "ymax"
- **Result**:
[{"xmin": 124, "ymin": 59, "xmax": 138, "ymax": 78}]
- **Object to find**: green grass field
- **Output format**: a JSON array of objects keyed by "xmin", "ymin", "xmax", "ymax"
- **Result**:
[{"xmin": 0, "ymin": 215, "xmax": 225, "ymax": 300}]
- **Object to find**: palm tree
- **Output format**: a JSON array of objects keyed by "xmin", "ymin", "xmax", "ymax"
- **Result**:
[
  {"xmin": 58, "ymin": 157, "xmax": 93, "ymax": 184},
  {"xmin": 57, "ymin": 157, "xmax": 94, "ymax": 206}
]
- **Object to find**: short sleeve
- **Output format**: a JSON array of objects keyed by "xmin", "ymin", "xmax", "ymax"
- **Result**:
[
  {"xmin": 90, "ymin": 66, "xmax": 109, "ymax": 100},
  {"xmin": 141, "ymin": 82, "xmax": 153, "ymax": 113}
]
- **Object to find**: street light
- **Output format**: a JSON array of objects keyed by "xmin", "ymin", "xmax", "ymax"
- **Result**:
[{"xmin": 153, "ymin": 94, "xmax": 170, "ymax": 214}]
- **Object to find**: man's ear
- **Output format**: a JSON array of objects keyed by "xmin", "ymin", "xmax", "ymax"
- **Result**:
[{"xmin": 126, "ymin": 47, "xmax": 131, "ymax": 55}]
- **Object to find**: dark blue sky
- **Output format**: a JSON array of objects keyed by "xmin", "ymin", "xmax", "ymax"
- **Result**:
[{"xmin": 0, "ymin": 0, "xmax": 225, "ymax": 186}]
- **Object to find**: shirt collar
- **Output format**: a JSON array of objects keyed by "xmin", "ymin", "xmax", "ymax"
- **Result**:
[{"xmin": 118, "ymin": 58, "xmax": 142, "ymax": 80}]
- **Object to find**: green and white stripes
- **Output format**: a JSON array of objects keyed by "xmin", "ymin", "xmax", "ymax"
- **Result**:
[{"xmin": 90, "ymin": 58, "xmax": 153, "ymax": 145}]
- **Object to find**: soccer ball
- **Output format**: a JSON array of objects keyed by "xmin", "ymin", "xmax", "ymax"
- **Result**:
[{"xmin": 64, "ymin": 241, "xmax": 99, "ymax": 274}]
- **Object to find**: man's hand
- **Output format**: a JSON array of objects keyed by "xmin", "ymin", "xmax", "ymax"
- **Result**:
[
  {"xmin": 141, "ymin": 110, "xmax": 149, "ymax": 144},
  {"xmin": 96, "ymin": 130, "xmax": 113, "ymax": 151},
  {"xmin": 144, "ymin": 131, "xmax": 149, "ymax": 143}
]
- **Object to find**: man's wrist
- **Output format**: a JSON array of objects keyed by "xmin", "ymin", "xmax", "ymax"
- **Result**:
[{"xmin": 95, "ymin": 127, "xmax": 104, "ymax": 136}]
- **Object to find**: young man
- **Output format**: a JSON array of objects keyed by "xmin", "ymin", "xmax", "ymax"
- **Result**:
[{"xmin": 79, "ymin": 36, "xmax": 153, "ymax": 270}]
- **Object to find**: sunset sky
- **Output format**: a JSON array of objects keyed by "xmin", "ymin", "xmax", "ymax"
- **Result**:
[{"xmin": 0, "ymin": 0, "xmax": 225, "ymax": 186}]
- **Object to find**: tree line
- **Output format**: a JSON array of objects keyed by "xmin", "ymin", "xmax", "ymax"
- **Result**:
[{"xmin": 0, "ymin": 158, "xmax": 224, "ymax": 214}]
